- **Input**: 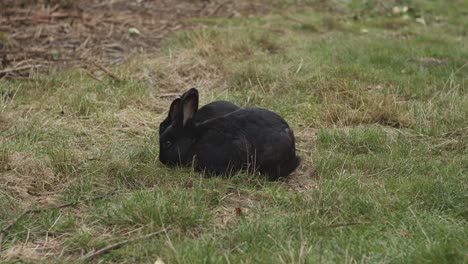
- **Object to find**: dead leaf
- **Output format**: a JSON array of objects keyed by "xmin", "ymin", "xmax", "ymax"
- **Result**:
[
  {"xmin": 235, "ymin": 207, "xmax": 242, "ymax": 215},
  {"xmin": 399, "ymin": 229, "xmax": 413, "ymax": 238},
  {"xmin": 154, "ymin": 257, "xmax": 165, "ymax": 264},
  {"xmin": 392, "ymin": 6, "xmax": 408, "ymax": 15},
  {"xmin": 128, "ymin": 28, "xmax": 141, "ymax": 36},
  {"xmin": 415, "ymin": 17, "xmax": 426, "ymax": 25},
  {"xmin": 400, "ymin": 229, "xmax": 408, "ymax": 236}
]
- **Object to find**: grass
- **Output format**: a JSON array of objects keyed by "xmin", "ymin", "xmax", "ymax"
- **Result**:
[{"xmin": 1, "ymin": 0, "xmax": 467, "ymax": 263}]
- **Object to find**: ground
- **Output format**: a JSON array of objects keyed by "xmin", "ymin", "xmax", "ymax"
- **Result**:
[
  {"xmin": 0, "ymin": 0, "xmax": 270, "ymax": 79},
  {"xmin": 0, "ymin": 0, "xmax": 467, "ymax": 263}
]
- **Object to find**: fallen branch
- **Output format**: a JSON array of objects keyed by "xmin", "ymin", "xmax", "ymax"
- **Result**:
[
  {"xmin": 82, "ymin": 229, "xmax": 168, "ymax": 260},
  {"xmin": 0, "ymin": 190, "xmax": 116, "ymax": 255},
  {"xmin": 37, "ymin": 12, "xmax": 75, "ymax": 20},
  {"xmin": 92, "ymin": 62, "xmax": 121, "ymax": 81},
  {"xmin": 0, "ymin": 65, "xmax": 38, "ymax": 75}
]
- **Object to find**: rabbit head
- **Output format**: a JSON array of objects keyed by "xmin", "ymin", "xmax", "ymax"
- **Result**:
[
  {"xmin": 159, "ymin": 90, "xmax": 239, "ymax": 136},
  {"xmin": 159, "ymin": 88, "xmax": 199, "ymax": 166}
]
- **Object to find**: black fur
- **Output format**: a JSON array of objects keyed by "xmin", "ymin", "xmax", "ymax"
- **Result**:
[
  {"xmin": 159, "ymin": 88, "xmax": 300, "ymax": 180},
  {"xmin": 159, "ymin": 92, "xmax": 239, "ymax": 136}
]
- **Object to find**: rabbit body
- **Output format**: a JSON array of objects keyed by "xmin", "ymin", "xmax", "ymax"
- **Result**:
[
  {"xmin": 194, "ymin": 101, "xmax": 239, "ymax": 123},
  {"xmin": 191, "ymin": 108, "xmax": 300, "ymax": 179},
  {"xmin": 159, "ymin": 88, "xmax": 300, "ymax": 180}
]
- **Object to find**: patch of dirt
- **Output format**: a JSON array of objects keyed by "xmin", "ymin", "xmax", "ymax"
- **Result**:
[
  {"xmin": 214, "ymin": 191, "xmax": 258, "ymax": 229},
  {"xmin": 284, "ymin": 157, "xmax": 318, "ymax": 192},
  {"xmin": 285, "ymin": 125, "xmax": 318, "ymax": 192},
  {"xmin": 295, "ymin": 126, "xmax": 317, "ymax": 150},
  {"xmin": 0, "ymin": 0, "xmax": 272, "ymax": 80}
]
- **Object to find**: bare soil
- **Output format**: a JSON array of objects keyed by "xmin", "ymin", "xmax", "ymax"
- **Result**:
[{"xmin": 0, "ymin": 0, "xmax": 271, "ymax": 80}]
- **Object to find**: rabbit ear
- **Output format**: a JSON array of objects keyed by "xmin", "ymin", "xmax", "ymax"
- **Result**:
[
  {"xmin": 168, "ymin": 97, "xmax": 181, "ymax": 121},
  {"xmin": 181, "ymin": 88, "xmax": 199, "ymax": 126}
]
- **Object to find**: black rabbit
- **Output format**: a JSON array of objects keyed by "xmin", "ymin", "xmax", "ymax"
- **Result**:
[
  {"xmin": 159, "ymin": 92, "xmax": 239, "ymax": 136},
  {"xmin": 159, "ymin": 88, "xmax": 300, "ymax": 180}
]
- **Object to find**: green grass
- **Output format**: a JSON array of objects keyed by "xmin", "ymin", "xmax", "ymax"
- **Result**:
[{"xmin": 1, "ymin": 0, "xmax": 467, "ymax": 263}]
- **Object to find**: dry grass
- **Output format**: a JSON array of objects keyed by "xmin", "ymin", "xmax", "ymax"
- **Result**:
[
  {"xmin": 317, "ymin": 79, "xmax": 412, "ymax": 127},
  {"xmin": 1, "ymin": 152, "xmax": 63, "ymax": 204},
  {"xmin": 3, "ymin": 236, "xmax": 66, "ymax": 261},
  {"xmin": 136, "ymin": 51, "xmax": 227, "ymax": 97}
]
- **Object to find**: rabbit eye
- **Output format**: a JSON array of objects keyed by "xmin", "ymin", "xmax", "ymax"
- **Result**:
[{"xmin": 163, "ymin": 140, "xmax": 172, "ymax": 148}]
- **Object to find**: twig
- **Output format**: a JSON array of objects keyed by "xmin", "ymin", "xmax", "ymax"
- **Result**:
[
  {"xmin": 208, "ymin": 3, "xmax": 225, "ymax": 16},
  {"xmin": 0, "ymin": 12, "xmax": 76, "ymax": 23},
  {"xmin": 82, "ymin": 229, "xmax": 168, "ymax": 260},
  {"xmin": 159, "ymin": 93, "xmax": 181, "ymax": 98},
  {"xmin": 296, "ymin": 147, "xmax": 311, "ymax": 155},
  {"xmin": 82, "ymin": 68, "xmax": 102, "ymax": 82},
  {"xmin": 37, "ymin": 12, "xmax": 74, "ymax": 20},
  {"xmin": 0, "ymin": 50, "xmax": 47, "ymax": 55},
  {"xmin": 0, "ymin": 65, "xmax": 37, "ymax": 75},
  {"xmin": 92, "ymin": 62, "xmax": 121, "ymax": 81},
  {"xmin": 326, "ymin": 222, "xmax": 370, "ymax": 229},
  {"xmin": 0, "ymin": 191, "xmax": 116, "ymax": 254}
]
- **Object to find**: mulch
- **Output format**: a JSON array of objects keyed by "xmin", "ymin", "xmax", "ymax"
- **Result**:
[{"xmin": 0, "ymin": 0, "xmax": 271, "ymax": 80}]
